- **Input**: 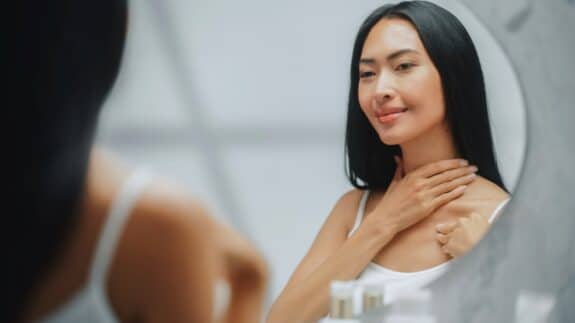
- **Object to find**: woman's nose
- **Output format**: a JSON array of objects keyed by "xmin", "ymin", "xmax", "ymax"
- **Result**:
[{"xmin": 374, "ymin": 75, "xmax": 395, "ymax": 104}]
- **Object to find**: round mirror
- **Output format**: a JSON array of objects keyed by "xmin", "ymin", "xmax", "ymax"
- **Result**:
[{"xmin": 95, "ymin": 0, "xmax": 528, "ymax": 320}]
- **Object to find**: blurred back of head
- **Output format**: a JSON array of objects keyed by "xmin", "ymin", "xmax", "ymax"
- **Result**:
[{"xmin": 4, "ymin": 1, "xmax": 127, "ymax": 321}]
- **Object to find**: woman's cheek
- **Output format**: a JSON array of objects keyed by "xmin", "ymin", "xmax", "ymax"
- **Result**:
[{"xmin": 358, "ymin": 94, "xmax": 372, "ymax": 117}]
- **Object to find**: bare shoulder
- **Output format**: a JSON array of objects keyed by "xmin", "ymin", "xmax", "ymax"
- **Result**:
[
  {"xmin": 120, "ymin": 176, "xmax": 216, "ymax": 263},
  {"xmin": 136, "ymin": 178, "xmax": 213, "ymax": 227},
  {"xmin": 92, "ymin": 148, "xmax": 214, "ymax": 240},
  {"xmin": 466, "ymin": 176, "xmax": 510, "ymax": 212},
  {"xmin": 108, "ymin": 176, "xmax": 218, "ymax": 321},
  {"xmin": 467, "ymin": 176, "xmax": 509, "ymax": 200},
  {"xmin": 440, "ymin": 176, "xmax": 510, "ymax": 218},
  {"xmin": 86, "ymin": 149, "xmax": 218, "ymax": 320},
  {"xmin": 115, "ymin": 174, "xmax": 216, "ymax": 250},
  {"xmin": 329, "ymin": 189, "xmax": 366, "ymax": 232}
]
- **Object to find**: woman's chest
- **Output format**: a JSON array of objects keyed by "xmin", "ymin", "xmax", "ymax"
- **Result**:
[{"xmin": 371, "ymin": 211, "xmax": 458, "ymax": 272}]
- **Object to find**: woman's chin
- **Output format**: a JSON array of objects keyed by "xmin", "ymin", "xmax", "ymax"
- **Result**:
[{"xmin": 377, "ymin": 132, "xmax": 404, "ymax": 146}]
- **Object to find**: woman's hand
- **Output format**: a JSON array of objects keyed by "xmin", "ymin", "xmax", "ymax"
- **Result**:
[
  {"xmin": 214, "ymin": 221, "xmax": 269, "ymax": 323},
  {"xmin": 435, "ymin": 212, "xmax": 490, "ymax": 258},
  {"xmin": 362, "ymin": 157, "xmax": 478, "ymax": 236}
]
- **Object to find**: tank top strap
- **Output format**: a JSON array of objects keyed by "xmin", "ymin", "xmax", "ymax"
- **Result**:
[
  {"xmin": 88, "ymin": 168, "xmax": 153, "ymax": 285},
  {"xmin": 348, "ymin": 190, "xmax": 370, "ymax": 237},
  {"xmin": 487, "ymin": 197, "xmax": 511, "ymax": 224}
]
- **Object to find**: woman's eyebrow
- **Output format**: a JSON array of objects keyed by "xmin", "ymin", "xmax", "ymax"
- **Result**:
[
  {"xmin": 359, "ymin": 58, "xmax": 376, "ymax": 65},
  {"xmin": 360, "ymin": 48, "xmax": 419, "ymax": 65},
  {"xmin": 386, "ymin": 48, "xmax": 419, "ymax": 61}
]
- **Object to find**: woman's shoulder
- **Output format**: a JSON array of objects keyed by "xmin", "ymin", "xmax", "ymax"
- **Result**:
[
  {"xmin": 92, "ymin": 149, "xmax": 214, "ymax": 236},
  {"xmin": 467, "ymin": 175, "xmax": 509, "ymax": 202},
  {"xmin": 107, "ymin": 174, "xmax": 218, "ymax": 319},
  {"xmin": 133, "ymin": 178, "xmax": 213, "ymax": 228},
  {"xmin": 440, "ymin": 175, "xmax": 509, "ymax": 218},
  {"xmin": 327, "ymin": 189, "xmax": 367, "ymax": 231},
  {"xmin": 336, "ymin": 188, "xmax": 366, "ymax": 205},
  {"xmin": 121, "ymin": 175, "xmax": 216, "ymax": 263},
  {"xmin": 91, "ymin": 150, "xmax": 214, "ymax": 249}
]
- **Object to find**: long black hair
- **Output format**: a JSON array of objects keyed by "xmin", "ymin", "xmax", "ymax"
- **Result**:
[
  {"xmin": 4, "ymin": 1, "xmax": 127, "ymax": 321},
  {"xmin": 345, "ymin": 1, "xmax": 507, "ymax": 192}
]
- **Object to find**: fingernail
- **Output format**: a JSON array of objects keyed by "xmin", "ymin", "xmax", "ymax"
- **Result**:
[
  {"xmin": 460, "ymin": 159, "xmax": 468, "ymax": 166},
  {"xmin": 456, "ymin": 185, "xmax": 467, "ymax": 192},
  {"xmin": 436, "ymin": 224, "xmax": 444, "ymax": 231},
  {"xmin": 467, "ymin": 173, "xmax": 476, "ymax": 179},
  {"xmin": 469, "ymin": 166, "xmax": 478, "ymax": 172}
]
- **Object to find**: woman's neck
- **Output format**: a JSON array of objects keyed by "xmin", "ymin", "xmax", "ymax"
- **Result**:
[{"xmin": 400, "ymin": 123, "xmax": 460, "ymax": 174}]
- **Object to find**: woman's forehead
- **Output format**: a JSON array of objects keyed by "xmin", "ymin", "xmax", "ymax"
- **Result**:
[{"xmin": 361, "ymin": 18, "xmax": 425, "ymax": 58}]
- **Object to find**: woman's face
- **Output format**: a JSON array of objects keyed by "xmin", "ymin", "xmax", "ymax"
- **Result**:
[{"xmin": 358, "ymin": 18, "xmax": 447, "ymax": 146}]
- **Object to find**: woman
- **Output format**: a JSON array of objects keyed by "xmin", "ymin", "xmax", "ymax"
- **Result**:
[
  {"xmin": 267, "ymin": 1, "xmax": 509, "ymax": 322},
  {"xmin": 5, "ymin": 1, "xmax": 267, "ymax": 322}
]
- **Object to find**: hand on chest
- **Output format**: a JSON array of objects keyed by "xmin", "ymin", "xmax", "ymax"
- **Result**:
[{"xmin": 370, "ymin": 199, "xmax": 492, "ymax": 272}]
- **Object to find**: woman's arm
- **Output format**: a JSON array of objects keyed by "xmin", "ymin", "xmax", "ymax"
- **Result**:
[
  {"xmin": 213, "ymin": 220, "xmax": 269, "ymax": 323},
  {"xmin": 267, "ymin": 190, "xmax": 397, "ymax": 323},
  {"xmin": 267, "ymin": 158, "xmax": 477, "ymax": 323},
  {"xmin": 114, "ymin": 181, "xmax": 268, "ymax": 323},
  {"xmin": 134, "ymin": 201, "xmax": 221, "ymax": 323}
]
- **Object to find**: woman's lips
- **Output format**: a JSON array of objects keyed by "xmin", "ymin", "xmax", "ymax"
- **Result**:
[{"xmin": 377, "ymin": 108, "xmax": 408, "ymax": 123}]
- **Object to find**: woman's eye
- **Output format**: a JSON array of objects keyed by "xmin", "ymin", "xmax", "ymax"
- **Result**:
[
  {"xmin": 359, "ymin": 71, "xmax": 375, "ymax": 78},
  {"xmin": 396, "ymin": 62, "xmax": 414, "ymax": 71}
]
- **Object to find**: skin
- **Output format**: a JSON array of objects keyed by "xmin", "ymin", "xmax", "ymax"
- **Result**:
[
  {"xmin": 436, "ymin": 212, "xmax": 491, "ymax": 258},
  {"xmin": 21, "ymin": 148, "xmax": 268, "ymax": 323},
  {"xmin": 267, "ymin": 18, "xmax": 508, "ymax": 323},
  {"xmin": 356, "ymin": 17, "xmax": 508, "ymax": 265},
  {"xmin": 357, "ymin": 18, "xmax": 456, "ymax": 172}
]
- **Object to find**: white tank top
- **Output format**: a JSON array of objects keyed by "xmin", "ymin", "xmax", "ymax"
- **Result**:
[
  {"xmin": 39, "ymin": 169, "xmax": 152, "ymax": 323},
  {"xmin": 348, "ymin": 190, "xmax": 510, "ymax": 305}
]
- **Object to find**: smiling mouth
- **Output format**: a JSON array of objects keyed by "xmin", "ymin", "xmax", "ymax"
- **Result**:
[{"xmin": 377, "ymin": 108, "xmax": 408, "ymax": 123}]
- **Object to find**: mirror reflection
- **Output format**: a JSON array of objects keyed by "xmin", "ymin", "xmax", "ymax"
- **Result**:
[
  {"xmin": 9, "ymin": 0, "xmax": 533, "ymax": 321},
  {"xmin": 90, "ymin": 0, "xmax": 525, "ymax": 322},
  {"xmin": 268, "ymin": 1, "xmax": 525, "ymax": 321}
]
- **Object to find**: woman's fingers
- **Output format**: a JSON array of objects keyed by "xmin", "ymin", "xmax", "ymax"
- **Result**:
[
  {"xmin": 438, "ymin": 213, "xmax": 490, "ymax": 258},
  {"xmin": 430, "ymin": 184, "xmax": 467, "ymax": 210},
  {"xmin": 428, "ymin": 172, "xmax": 476, "ymax": 198},
  {"xmin": 440, "ymin": 231, "xmax": 465, "ymax": 257},
  {"xmin": 436, "ymin": 232, "xmax": 449, "ymax": 244},
  {"xmin": 441, "ymin": 243, "xmax": 456, "ymax": 257},
  {"xmin": 425, "ymin": 165, "xmax": 478, "ymax": 188},
  {"xmin": 436, "ymin": 222, "xmax": 458, "ymax": 234}
]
